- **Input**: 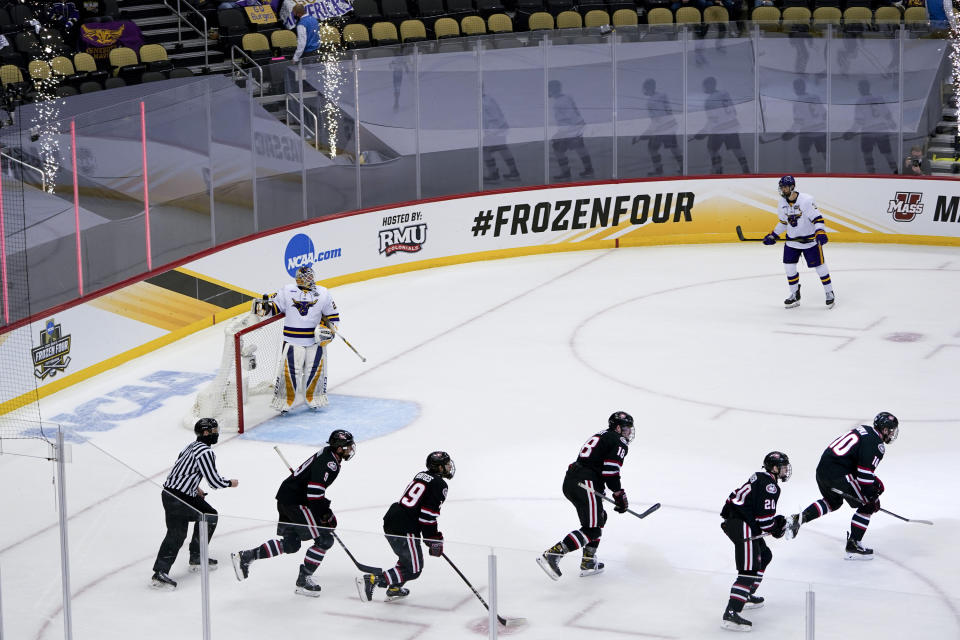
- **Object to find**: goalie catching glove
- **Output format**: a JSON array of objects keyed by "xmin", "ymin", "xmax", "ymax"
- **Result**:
[
  {"xmin": 315, "ymin": 324, "xmax": 335, "ymax": 346},
  {"xmin": 613, "ymin": 489, "xmax": 628, "ymax": 513}
]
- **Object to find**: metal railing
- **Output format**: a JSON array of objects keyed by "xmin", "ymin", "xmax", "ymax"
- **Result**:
[
  {"xmin": 1, "ymin": 151, "xmax": 47, "ymax": 192},
  {"xmin": 230, "ymin": 46, "xmax": 264, "ymax": 97},
  {"xmin": 163, "ymin": 0, "xmax": 209, "ymax": 69},
  {"xmin": 285, "ymin": 90, "xmax": 319, "ymax": 148}
]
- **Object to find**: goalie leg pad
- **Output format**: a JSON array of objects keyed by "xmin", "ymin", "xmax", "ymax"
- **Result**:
[
  {"xmin": 304, "ymin": 345, "xmax": 328, "ymax": 409},
  {"xmin": 272, "ymin": 343, "xmax": 305, "ymax": 411}
]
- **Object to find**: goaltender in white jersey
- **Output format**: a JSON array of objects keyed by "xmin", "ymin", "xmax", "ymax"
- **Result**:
[{"xmin": 259, "ymin": 265, "xmax": 340, "ymax": 412}]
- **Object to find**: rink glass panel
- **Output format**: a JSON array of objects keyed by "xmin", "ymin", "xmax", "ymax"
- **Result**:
[{"xmin": 757, "ymin": 29, "xmax": 830, "ymax": 175}]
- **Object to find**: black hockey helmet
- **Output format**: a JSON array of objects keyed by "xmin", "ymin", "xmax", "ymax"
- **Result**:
[
  {"xmin": 608, "ymin": 411, "xmax": 635, "ymax": 443},
  {"xmin": 426, "ymin": 451, "xmax": 455, "ymax": 479},
  {"xmin": 873, "ymin": 412, "xmax": 899, "ymax": 444},
  {"xmin": 328, "ymin": 429, "xmax": 356, "ymax": 460},
  {"xmin": 763, "ymin": 451, "xmax": 792, "ymax": 482},
  {"xmin": 778, "ymin": 175, "xmax": 796, "ymax": 195},
  {"xmin": 194, "ymin": 418, "xmax": 219, "ymax": 435}
]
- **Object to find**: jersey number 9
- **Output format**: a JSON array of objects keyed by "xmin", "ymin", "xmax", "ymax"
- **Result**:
[{"xmin": 400, "ymin": 481, "xmax": 427, "ymax": 507}]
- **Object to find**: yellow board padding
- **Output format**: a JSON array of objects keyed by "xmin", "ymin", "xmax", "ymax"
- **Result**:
[
  {"xmin": 88, "ymin": 282, "xmax": 224, "ymax": 331},
  {"xmin": 173, "ymin": 267, "xmax": 263, "ymax": 299},
  {"xmin": 4, "ymin": 230, "xmax": 960, "ymax": 416}
]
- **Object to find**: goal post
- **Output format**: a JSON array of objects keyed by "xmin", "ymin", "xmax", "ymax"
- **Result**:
[{"xmin": 183, "ymin": 312, "xmax": 284, "ymax": 434}]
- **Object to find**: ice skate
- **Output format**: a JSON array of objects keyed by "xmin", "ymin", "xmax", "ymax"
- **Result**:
[
  {"xmin": 502, "ymin": 169, "xmax": 520, "ymax": 180},
  {"xmin": 188, "ymin": 556, "xmax": 218, "ymax": 572},
  {"xmin": 295, "ymin": 566, "xmax": 322, "ymax": 597},
  {"xmin": 784, "ymin": 284, "xmax": 801, "ymax": 309},
  {"xmin": 356, "ymin": 573, "xmax": 377, "ymax": 602},
  {"xmin": 483, "ymin": 170, "xmax": 501, "ymax": 182},
  {"xmin": 309, "ymin": 394, "xmax": 328, "ymax": 410},
  {"xmin": 721, "ymin": 609, "xmax": 752, "ymax": 632},
  {"xmin": 579, "ymin": 168, "xmax": 595, "ymax": 179},
  {"xmin": 844, "ymin": 533, "xmax": 874, "ymax": 561},
  {"xmin": 536, "ymin": 543, "xmax": 564, "ymax": 581},
  {"xmin": 579, "ymin": 547, "xmax": 604, "ymax": 577},
  {"xmin": 151, "ymin": 571, "xmax": 177, "ymax": 591},
  {"xmin": 552, "ymin": 171, "xmax": 572, "ymax": 181},
  {"xmin": 825, "ymin": 291, "xmax": 835, "ymax": 309},
  {"xmin": 744, "ymin": 594, "xmax": 764, "ymax": 609},
  {"xmin": 784, "ymin": 513, "xmax": 801, "ymax": 540},
  {"xmin": 385, "ymin": 585, "xmax": 410, "ymax": 602},
  {"xmin": 231, "ymin": 550, "xmax": 254, "ymax": 581}
]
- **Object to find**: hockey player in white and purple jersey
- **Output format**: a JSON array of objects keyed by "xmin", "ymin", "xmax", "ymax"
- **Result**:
[
  {"xmin": 762, "ymin": 176, "xmax": 836, "ymax": 309},
  {"xmin": 259, "ymin": 265, "xmax": 340, "ymax": 413}
]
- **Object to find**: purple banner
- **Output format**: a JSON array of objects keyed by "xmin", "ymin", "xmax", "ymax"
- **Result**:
[{"xmin": 79, "ymin": 20, "xmax": 145, "ymax": 62}]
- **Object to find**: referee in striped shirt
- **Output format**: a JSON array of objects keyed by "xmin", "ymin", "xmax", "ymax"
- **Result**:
[{"xmin": 151, "ymin": 418, "xmax": 238, "ymax": 590}]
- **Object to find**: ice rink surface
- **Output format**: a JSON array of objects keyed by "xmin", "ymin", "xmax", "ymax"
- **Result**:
[{"xmin": 2, "ymin": 243, "xmax": 959, "ymax": 639}]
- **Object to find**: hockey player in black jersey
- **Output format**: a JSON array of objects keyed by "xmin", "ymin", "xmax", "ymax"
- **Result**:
[
  {"xmin": 230, "ymin": 430, "xmax": 355, "ymax": 596},
  {"xmin": 537, "ymin": 411, "xmax": 634, "ymax": 581},
  {"xmin": 720, "ymin": 451, "xmax": 791, "ymax": 632},
  {"xmin": 785, "ymin": 412, "xmax": 899, "ymax": 560},
  {"xmin": 357, "ymin": 451, "xmax": 453, "ymax": 602}
]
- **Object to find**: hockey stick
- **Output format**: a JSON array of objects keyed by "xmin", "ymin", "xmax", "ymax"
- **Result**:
[
  {"xmin": 578, "ymin": 482, "xmax": 661, "ymax": 519},
  {"xmin": 273, "ymin": 446, "xmax": 384, "ymax": 574},
  {"xmin": 830, "ymin": 488, "xmax": 934, "ymax": 525},
  {"xmin": 735, "ymin": 225, "xmax": 766, "ymax": 242},
  {"xmin": 336, "ymin": 331, "xmax": 367, "ymax": 363},
  {"xmin": 441, "ymin": 553, "xmax": 527, "ymax": 628}
]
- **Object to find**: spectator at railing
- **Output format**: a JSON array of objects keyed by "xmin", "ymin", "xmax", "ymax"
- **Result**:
[{"xmin": 291, "ymin": 3, "xmax": 320, "ymax": 62}]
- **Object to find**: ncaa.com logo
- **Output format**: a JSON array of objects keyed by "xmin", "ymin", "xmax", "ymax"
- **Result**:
[
  {"xmin": 888, "ymin": 192, "xmax": 924, "ymax": 222},
  {"xmin": 283, "ymin": 233, "xmax": 342, "ymax": 277}
]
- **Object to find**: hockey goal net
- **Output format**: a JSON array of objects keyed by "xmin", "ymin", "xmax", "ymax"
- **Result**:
[{"xmin": 183, "ymin": 312, "xmax": 284, "ymax": 433}]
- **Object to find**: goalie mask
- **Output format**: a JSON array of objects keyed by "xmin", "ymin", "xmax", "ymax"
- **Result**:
[
  {"xmin": 763, "ymin": 451, "xmax": 792, "ymax": 482},
  {"xmin": 873, "ymin": 412, "xmax": 899, "ymax": 444},
  {"xmin": 295, "ymin": 265, "xmax": 316, "ymax": 292},
  {"xmin": 426, "ymin": 451, "xmax": 455, "ymax": 479},
  {"xmin": 194, "ymin": 418, "xmax": 220, "ymax": 445},
  {"xmin": 328, "ymin": 429, "xmax": 356, "ymax": 460},
  {"xmin": 608, "ymin": 411, "xmax": 635, "ymax": 443}
]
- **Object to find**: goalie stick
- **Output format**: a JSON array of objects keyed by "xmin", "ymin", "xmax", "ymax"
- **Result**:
[
  {"xmin": 336, "ymin": 331, "xmax": 367, "ymax": 363},
  {"xmin": 441, "ymin": 553, "xmax": 527, "ymax": 628},
  {"xmin": 736, "ymin": 225, "xmax": 767, "ymax": 242},
  {"xmin": 578, "ymin": 482, "xmax": 661, "ymax": 519},
  {"xmin": 272, "ymin": 446, "xmax": 383, "ymax": 574},
  {"xmin": 830, "ymin": 488, "xmax": 934, "ymax": 525}
]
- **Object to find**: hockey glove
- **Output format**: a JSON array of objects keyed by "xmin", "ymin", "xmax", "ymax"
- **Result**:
[
  {"xmin": 426, "ymin": 533, "xmax": 444, "ymax": 557},
  {"xmin": 319, "ymin": 511, "xmax": 337, "ymax": 529},
  {"xmin": 815, "ymin": 231, "xmax": 828, "ymax": 245},
  {"xmin": 315, "ymin": 324, "xmax": 335, "ymax": 346},
  {"xmin": 770, "ymin": 514, "xmax": 787, "ymax": 539},
  {"xmin": 613, "ymin": 489, "xmax": 628, "ymax": 513},
  {"xmin": 762, "ymin": 233, "xmax": 779, "ymax": 246}
]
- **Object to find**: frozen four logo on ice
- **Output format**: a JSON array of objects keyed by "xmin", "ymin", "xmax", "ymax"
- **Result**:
[
  {"xmin": 888, "ymin": 192, "xmax": 924, "ymax": 222},
  {"xmin": 379, "ymin": 211, "xmax": 427, "ymax": 256},
  {"xmin": 32, "ymin": 318, "xmax": 72, "ymax": 380},
  {"xmin": 284, "ymin": 233, "xmax": 342, "ymax": 277}
]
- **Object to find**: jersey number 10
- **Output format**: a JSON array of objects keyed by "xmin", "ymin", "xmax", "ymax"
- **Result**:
[{"xmin": 829, "ymin": 432, "xmax": 859, "ymax": 457}]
